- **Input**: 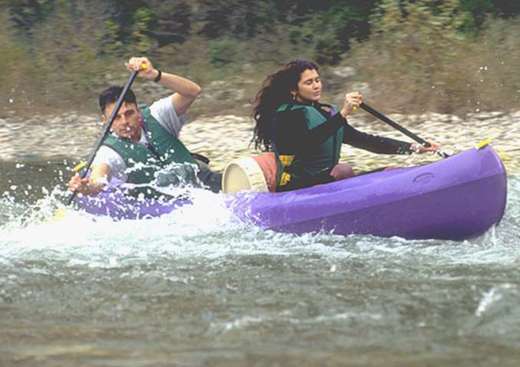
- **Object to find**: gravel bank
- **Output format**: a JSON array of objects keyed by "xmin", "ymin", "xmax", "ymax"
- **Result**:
[{"xmin": 1, "ymin": 110, "xmax": 518, "ymax": 173}]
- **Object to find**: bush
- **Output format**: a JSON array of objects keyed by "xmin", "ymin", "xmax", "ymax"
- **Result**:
[
  {"xmin": 1, "ymin": 0, "xmax": 520, "ymax": 115},
  {"xmin": 0, "ymin": 12, "xmax": 41, "ymax": 107},
  {"xmin": 209, "ymin": 38, "xmax": 241, "ymax": 67},
  {"xmin": 342, "ymin": 0, "xmax": 520, "ymax": 114}
]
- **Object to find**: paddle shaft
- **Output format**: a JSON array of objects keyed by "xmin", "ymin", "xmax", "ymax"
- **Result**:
[
  {"xmin": 359, "ymin": 103, "xmax": 449, "ymax": 158},
  {"xmin": 66, "ymin": 70, "xmax": 139, "ymax": 205}
]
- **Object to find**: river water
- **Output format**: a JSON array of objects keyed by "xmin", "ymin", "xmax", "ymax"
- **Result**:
[{"xmin": 0, "ymin": 158, "xmax": 519, "ymax": 366}]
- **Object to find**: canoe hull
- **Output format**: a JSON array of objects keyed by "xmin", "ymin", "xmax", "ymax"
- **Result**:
[{"xmin": 76, "ymin": 146, "xmax": 507, "ymax": 241}]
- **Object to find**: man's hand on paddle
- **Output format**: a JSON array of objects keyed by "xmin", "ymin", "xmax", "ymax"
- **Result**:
[
  {"xmin": 125, "ymin": 57, "xmax": 159, "ymax": 81},
  {"xmin": 68, "ymin": 164, "xmax": 110, "ymax": 196},
  {"xmin": 68, "ymin": 174, "xmax": 95, "ymax": 195}
]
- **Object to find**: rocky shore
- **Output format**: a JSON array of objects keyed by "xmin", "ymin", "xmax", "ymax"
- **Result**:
[{"xmin": 1, "ymin": 109, "xmax": 518, "ymax": 174}]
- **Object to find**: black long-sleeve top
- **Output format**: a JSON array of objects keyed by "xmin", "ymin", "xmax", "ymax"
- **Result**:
[
  {"xmin": 274, "ymin": 105, "xmax": 413, "ymax": 156},
  {"xmin": 272, "ymin": 103, "xmax": 413, "ymax": 191}
]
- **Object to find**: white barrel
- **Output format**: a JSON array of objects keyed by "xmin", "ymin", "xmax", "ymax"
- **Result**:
[{"xmin": 222, "ymin": 157, "xmax": 269, "ymax": 193}]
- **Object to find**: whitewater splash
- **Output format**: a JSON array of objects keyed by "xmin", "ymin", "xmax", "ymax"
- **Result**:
[
  {"xmin": 0, "ymin": 176, "xmax": 518, "ymax": 269},
  {"xmin": 1, "ymin": 177, "xmax": 519, "ymax": 367}
]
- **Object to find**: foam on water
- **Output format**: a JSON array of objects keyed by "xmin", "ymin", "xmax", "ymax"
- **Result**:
[
  {"xmin": 0, "ymin": 176, "xmax": 518, "ymax": 270},
  {"xmin": 0, "ymin": 177, "xmax": 519, "ymax": 366}
]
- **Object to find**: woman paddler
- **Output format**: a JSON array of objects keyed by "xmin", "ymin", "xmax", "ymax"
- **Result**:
[{"xmin": 251, "ymin": 60, "xmax": 439, "ymax": 192}]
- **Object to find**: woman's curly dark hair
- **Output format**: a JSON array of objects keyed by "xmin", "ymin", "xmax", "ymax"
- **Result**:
[{"xmin": 252, "ymin": 60, "xmax": 319, "ymax": 151}]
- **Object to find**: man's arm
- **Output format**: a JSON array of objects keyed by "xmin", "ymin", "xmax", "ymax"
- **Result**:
[
  {"xmin": 159, "ymin": 72, "xmax": 201, "ymax": 116},
  {"xmin": 126, "ymin": 57, "xmax": 201, "ymax": 116}
]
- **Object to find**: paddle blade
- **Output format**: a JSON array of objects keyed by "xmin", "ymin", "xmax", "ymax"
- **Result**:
[{"xmin": 52, "ymin": 207, "xmax": 71, "ymax": 222}]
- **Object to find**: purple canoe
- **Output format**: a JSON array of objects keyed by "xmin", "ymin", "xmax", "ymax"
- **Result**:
[{"xmin": 76, "ymin": 145, "xmax": 507, "ymax": 240}]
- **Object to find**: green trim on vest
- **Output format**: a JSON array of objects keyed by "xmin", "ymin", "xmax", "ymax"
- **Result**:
[
  {"xmin": 103, "ymin": 106, "xmax": 197, "ymax": 194},
  {"xmin": 274, "ymin": 103, "xmax": 343, "ymax": 190}
]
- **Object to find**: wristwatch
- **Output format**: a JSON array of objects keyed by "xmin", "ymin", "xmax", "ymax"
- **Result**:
[{"xmin": 154, "ymin": 69, "xmax": 162, "ymax": 83}]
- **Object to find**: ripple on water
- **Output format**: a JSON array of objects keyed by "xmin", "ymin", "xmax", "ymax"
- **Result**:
[
  {"xmin": 0, "ymin": 178, "xmax": 519, "ymax": 366},
  {"xmin": 0, "ymin": 176, "xmax": 518, "ymax": 268}
]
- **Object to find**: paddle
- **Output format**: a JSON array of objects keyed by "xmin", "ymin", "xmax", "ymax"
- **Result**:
[
  {"xmin": 66, "ymin": 69, "xmax": 140, "ymax": 205},
  {"xmin": 359, "ymin": 102, "xmax": 449, "ymax": 158}
]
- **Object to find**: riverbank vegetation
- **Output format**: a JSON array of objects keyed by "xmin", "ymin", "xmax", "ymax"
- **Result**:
[{"xmin": 1, "ymin": 0, "xmax": 519, "ymax": 116}]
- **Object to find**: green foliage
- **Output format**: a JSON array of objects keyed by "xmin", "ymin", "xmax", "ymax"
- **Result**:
[
  {"xmin": 6, "ymin": 0, "xmax": 55, "ymax": 36},
  {"xmin": 345, "ymin": 0, "xmax": 520, "ymax": 113},
  {"xmin": 458, "ymin": 0, "xmax": 494, "ymax": 33},
  {"xmin": 467, "ymin": 17, "xmax": 520, "ymax": 109},
  {"xmin": 209, "ymin": 38, "xmax": 241, "ymax": 67},
  {"xmin": 130, "ymin": 7, "xmax": 155, "ymax": 53},
  {"xmin": 275, "ymin": 1, "xmax": 378, "ymax": 65},
  {"xmin": 490, "ymin": 0, "xmax": 520, "ymax": 17},
  {"xmin": 1, "ymin": 0, "xmax": 519, "ymax": 114},
  {"xmin": 346, "ymin": 0, "xmax": 473, "ymax": 112},
  {"xmin": 147, "ymin": 1, "xmax": 192, "ymax": 46},
  {"xmin": 198, "ymin": 0, "xmax": 278, "ymax": 39},
  {"xmin": 0, "ymin": 12, "xmax": 34, "ymax": 88},
  {"xmin": 196, "ymin": 0, "xmax": 375, "ymax": 53},
  {"xmin": 315, "ymin": 33, "xmax": 342, "ymax": 65},
  {"xmin": 99, "ymin": 18, "xmax": 125, "ymax": 56}
]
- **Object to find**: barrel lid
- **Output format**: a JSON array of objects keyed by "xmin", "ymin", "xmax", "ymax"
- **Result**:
[{"xmin": 222, "ymin": 157, "xmax": 269, "ymax": 193}]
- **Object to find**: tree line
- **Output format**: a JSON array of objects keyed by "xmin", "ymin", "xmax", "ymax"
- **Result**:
[
  {"xmin": 5, "ymin": 0, "xmax": 519, "ymax": 64},
  {"xmin": 1, "ymin": 0, "xmax": 520, "ymax": 114}
]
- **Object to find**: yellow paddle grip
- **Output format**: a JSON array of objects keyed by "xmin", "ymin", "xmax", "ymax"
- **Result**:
[
  {"xmin": 73, "ymin": 161, "xmax": 87, "ymax": 173},
  {"xmin": 475, "ymin": 138, "xmax": 492, "ymax": 150}
]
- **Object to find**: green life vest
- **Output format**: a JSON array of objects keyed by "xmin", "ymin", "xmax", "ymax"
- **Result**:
[
  {"xmin": 274, "ymin": 103, "xmax": 344, "ymax": 190},
  {"xmin": 102, "ymin": 106, "xmax": 197, "ymax": 195}
]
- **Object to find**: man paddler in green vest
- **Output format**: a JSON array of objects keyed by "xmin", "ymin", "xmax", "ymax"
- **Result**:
[{"xmin": 68, "ymin": 56, "xmax": 222, "ymax": 197}]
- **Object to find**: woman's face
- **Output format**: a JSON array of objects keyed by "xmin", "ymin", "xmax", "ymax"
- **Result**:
[{"xmin": 293, "ymin": 68, "xmax": 322, "ymax": 103}]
